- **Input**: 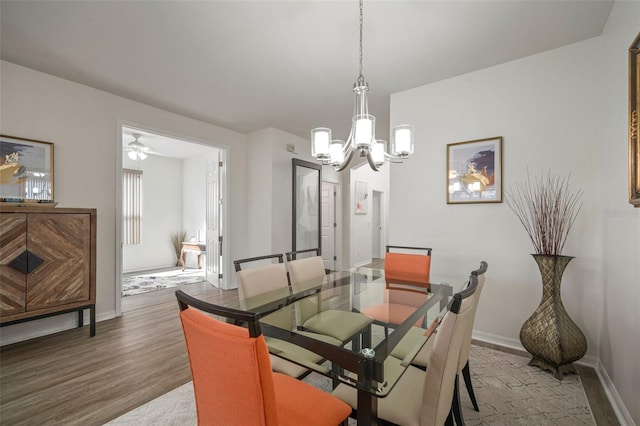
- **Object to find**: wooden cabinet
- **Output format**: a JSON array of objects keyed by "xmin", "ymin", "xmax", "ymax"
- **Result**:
[{"xmin": 0, "ymin": 207, "xmax": 97, "ymax": 336}]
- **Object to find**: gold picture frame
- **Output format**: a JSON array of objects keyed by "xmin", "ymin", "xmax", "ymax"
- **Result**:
[
  {"xmin": 1, "ymin": 134, "xmax": 55, "ymax": 203},
  {"xmin": 630, "ymin": 32, "xmax": 640, "ymax": 207},
  {"xmin": 446, "ymin": 136, "xmax": 503, "ymax": 204}
]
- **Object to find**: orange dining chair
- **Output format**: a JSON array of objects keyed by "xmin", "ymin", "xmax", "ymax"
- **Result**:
[
  {"xmin": 175, "ymin": 289, "xmax": 351, "ymax": 426},
  {"xmin": 331, "ymin": 273, "xmax": 479, "ymax": 426},
  {"xmin": 384, "ymin": 245, "xmax": 432, "ymax": 288},
  {"xmin": 361, "ymin": 245, "xmax": 432, "ymax": 338},
  {"xmin": 360, "ymin": 284, "xmax": 429, "ymax": 339}
]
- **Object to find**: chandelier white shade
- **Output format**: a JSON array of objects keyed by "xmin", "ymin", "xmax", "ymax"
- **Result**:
[{"xmin": 311, "ymin": 0, "xmax": 414, "ymax": 172}]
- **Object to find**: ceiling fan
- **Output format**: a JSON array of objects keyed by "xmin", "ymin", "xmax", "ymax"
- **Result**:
[{"xmin": 125, "ymin": 133, "xmax": 159, "ymax": 160}]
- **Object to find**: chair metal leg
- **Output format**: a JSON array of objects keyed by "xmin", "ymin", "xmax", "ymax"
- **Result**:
[
  {"xmin": 462, "ymin": 360, "xmax": 479, "ymax": 412},
  {"xmin": 445, "ymin": 408, "xmax": 455, "ymax": 426},
  {"xmin": 452, "ymin": 374, "xmax": 465, "ymax": 426}
]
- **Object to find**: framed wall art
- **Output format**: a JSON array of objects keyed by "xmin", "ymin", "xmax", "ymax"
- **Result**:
[
  {"xmin": 1, "ymin": 135, "xmax": 54, "ymax": 203},
  {"xmin": 446, "ymin": 136, "xmax": 502, "ymax": 204},
  {"xmin": 629, "ymin": 32, "xmax": 639, "ymax": 207},
  {"xmin": 355, "ymin": 180, "xmax": 368, "ymax": 214}
]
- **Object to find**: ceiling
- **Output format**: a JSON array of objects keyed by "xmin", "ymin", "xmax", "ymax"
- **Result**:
[{"xmin": 1, "ymin": 0, "xmax": 614, "ymax": 152}]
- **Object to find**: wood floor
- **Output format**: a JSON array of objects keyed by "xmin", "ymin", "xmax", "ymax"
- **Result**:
[
  {"xmin": 0, "ymin": 268, "xmax": 618, "ymax": 426},
  {"xmin": 0, "ymin": 281, "xmax": 227, "ymax": 426}
]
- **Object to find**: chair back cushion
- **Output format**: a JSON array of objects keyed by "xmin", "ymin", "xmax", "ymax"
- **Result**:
[
  {"xmin": 384, "ymin": 252, "xmax": 431, "ymax": 287},
  {"xmin": 179, "ymin": 308, "xmax": 278, "ymax": 426},
  {"xmin": 287, "ymin": 256, "xmax": 326, "ymax": 290},
  {"xmin": 236, "ymin": 263, "xmax": 289, "ymax": 300},
  {"xmin": 420, "ymin": 292, "xmax": 476, "ymax": 425},
  {"xmin": 457, "ymin": 270, "xmax": 486, "ymax": 371}
]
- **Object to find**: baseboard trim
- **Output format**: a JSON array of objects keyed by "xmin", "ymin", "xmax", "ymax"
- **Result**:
[
  {"xmin": 0, "ymin": 310, "xmax": 117, "ymax": 346},
  {"xmin": 594, "ymin": 360, "xmax": 636, "ymax": 426},
  {"xmin": 471, "ymin": 330, "xmax": 598, "ymax": 368},
  {"xmin": 472, "ymin": 330, "xmax": 524, "ymax": 353}
]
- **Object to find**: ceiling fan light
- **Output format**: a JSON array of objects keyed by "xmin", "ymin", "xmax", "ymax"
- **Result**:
[
  {"xmin": 138, "ymin": 152, "xmax": 147, "ymax": 160},
  {"xmin": 127, "ymin": 151, "xmax": 137, "ymax": 160}
]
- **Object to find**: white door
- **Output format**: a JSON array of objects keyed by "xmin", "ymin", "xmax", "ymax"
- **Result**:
[
  {"xmin": 372, "ymin": 191, "xmax": 383, "ymax": 259},
  {"xmin": 205, "ymin": 152, "xmax": 221, "ymax": 286},
  {"xmin": 321, "ymin": 181, "xmax": 336, "ymax": 271}
]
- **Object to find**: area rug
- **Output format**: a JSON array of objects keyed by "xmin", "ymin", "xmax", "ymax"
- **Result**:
[
  {"xmin": 105, "ymin": 345, "xmax": 595, "ymax": 425},
  {"xmin": 121, "ymin": 268, "xmax": 205, "ymax": 297}
]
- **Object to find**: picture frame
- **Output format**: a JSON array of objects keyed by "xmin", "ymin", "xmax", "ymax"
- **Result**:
[
  {"xmin": 446, "ymin": 136, "xmax": 502, "ymax": 204},
  {"xmin": 629, "ymin": 32, "xmax": 640, "ymax": 208},
  {"xmin": 354, "ymin": 180, "xmax": 368, "ymax": 214},
  {"xmin": 0, "ymin": 135, "xmax": 54, "ymax": 203}
]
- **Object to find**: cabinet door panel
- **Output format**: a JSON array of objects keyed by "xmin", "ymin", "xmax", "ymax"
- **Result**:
[
  {"xmin": 0, "ymin": 214, "xmax": 27, "ymax": 315},
  {"xmin": 26, "ymin": 214, "xmax": 91, "ymax": 311}
]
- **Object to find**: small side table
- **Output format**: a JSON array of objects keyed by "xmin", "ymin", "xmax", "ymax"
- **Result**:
[{"xmin": 181, "ymin": 242, "xmax": 206, "ymax": 271}]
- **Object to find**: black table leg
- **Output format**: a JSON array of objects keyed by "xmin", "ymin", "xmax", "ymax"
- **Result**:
[{"xmin": 357, "ymin": 389, "xmax": 378, "ymax": 425}]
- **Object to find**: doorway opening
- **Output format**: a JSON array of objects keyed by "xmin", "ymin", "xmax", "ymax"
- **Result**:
[
  {"xmin": 321, "ymin": 180, "xmax": 340, "ymax": 272},
  {"xmin": 117, "ymin": 125, "xmax": 227, "ymax": 313},
  {"xmin": 372, "ymin": 190, "xmax": 383, "ymax": 260}
]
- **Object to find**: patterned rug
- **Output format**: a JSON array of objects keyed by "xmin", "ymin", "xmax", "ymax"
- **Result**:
[
  {"xmin": 121, "ymin": 268, "xmax": 206, "ymax": 297},
  {"xmin": 105, "ymin": 345, "xmax": 595, "ymax": 425}
]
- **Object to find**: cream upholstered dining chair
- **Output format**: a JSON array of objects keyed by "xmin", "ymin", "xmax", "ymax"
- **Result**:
[
  {"xmin": 175, "ymin": 290, "xmax": 351, "ymax": 426},
  {"xmin": 234, "ymin": 254, "xmax": 338, "ymax": 379},
  {"xmin": 331, "ymin": 273, "xmax": 479, "ymax": 426},
  {"xmin": 285, "ymin": 249, "xmax": 374, "ymax": 349},
  {"xmin": 390, "ymin": 261, "xmax": 489, "ymax": 425}
]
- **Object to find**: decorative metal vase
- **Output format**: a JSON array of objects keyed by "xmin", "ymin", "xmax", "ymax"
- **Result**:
[{"xmin": 519, "ymin": 254, "xmax": 587, "ymax": 380}]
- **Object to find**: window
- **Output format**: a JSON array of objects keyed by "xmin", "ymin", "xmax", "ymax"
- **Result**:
[{"xmin": 123, "ymin": 168, "xmax": 142, "ymax": 245}]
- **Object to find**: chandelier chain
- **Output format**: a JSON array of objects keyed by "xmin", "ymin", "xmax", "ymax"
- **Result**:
[{"xmin": 358, "ymin": 0, "xmax": 364, "ymax": 80}]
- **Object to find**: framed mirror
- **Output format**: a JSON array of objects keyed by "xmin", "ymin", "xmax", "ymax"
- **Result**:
[
  {"xmin": 630, "ymin": 32, "xmax": 640, "ymax": 207},
  {"xmin": 292, "ymin": 158, "xmax": 321, "ymax": 253}
]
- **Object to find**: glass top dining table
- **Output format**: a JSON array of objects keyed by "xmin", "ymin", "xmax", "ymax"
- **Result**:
[{"xmin": 202, "ymin": 267, "xmax": 468, "ymax": 425}]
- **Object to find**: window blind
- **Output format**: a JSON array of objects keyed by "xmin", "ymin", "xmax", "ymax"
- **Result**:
[{"xmin": 123, "ymin": 168, "xmax": 142, "ymax": 245}]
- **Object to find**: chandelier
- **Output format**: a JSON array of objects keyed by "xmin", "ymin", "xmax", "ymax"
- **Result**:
[{"xmin": 311, "ymin": 0, "xmax": 414, "ymax": 172}]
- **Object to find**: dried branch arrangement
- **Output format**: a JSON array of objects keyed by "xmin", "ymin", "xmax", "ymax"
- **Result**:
[
  {"xmin": 170, "ymin": 231, "xmax": 187, "ymax": 266},
  {"xmin": 505, "ymin": 171, "xmax": 583, "ymax": 256}
]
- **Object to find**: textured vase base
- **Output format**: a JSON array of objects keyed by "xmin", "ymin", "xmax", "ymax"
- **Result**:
[{"xmin": 528, "ymin": 356, "xmax": 578, "ymax": 381}]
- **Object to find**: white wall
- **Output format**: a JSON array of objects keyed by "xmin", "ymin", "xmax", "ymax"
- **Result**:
[
  {"xmin": 122, "ymin": 154, "xmax": 183, "ymax": 272},
  {"xmin": 246, "ymin": 129, "xmax": 274, "ymax": 257},
  {"xmin": 245, "ymin": 127, "xmax": 321, "ymax": 258},
  {"xmin": 0, "ymin": 60, "xmax": 248, "ymax": 344},
  {"xmin": 598, "ymin": 2, "xmax": 640, "ymax": 424},
  {"xmin": 390, "ymin": 37, "xmax": 601, "ymax": 356},
  {"xmin": 390, "ymin": 7, "xmax": 639, "ymax": 423}
]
